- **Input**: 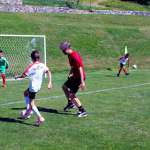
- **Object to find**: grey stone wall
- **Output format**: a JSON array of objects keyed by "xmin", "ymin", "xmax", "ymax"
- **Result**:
[
  {"xmin": 0, "ymin": 3, "xmax": 149, "ymax": 16},
  {"xmin": 0, "ymin": 0, "xmax": 22, "ymax": 5}
]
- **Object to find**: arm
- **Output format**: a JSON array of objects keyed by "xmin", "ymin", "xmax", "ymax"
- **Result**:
[
  {"xmin": 5, "ymin": 59, "xmax": 9, "ymax": 70},
  {"xmin": 46, "ymin": 68, "xmax": 52, "ymax": 89},
  {"xmin": 79, "ymin": 66, "xmax": 85, "ymax": 90},
  {"xmin": 68, "ymin": 67, "xmax": 73, "ymax": 78},
  {"xmin": 15, "ymin": 73, "xmax": 27, "ymax": 80}
]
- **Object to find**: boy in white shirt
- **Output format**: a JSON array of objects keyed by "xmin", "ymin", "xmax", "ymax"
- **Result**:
[{"xmin": 16, "ymin": 50, "xmax": 52, "ymax": 126}]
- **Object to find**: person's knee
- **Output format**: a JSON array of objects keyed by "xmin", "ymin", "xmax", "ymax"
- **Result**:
[
  {"xmin": 62, "ymin": 84, "xmax": 67, "ymax": 91},
  {"xmin": 69, "ymin": 93, "xmax": 76, "ymax": 100}
]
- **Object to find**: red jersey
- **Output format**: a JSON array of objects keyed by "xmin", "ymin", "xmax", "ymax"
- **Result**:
[{"xmin": 68, "ymin": 51, "xmax": 86, "ymax": 80}]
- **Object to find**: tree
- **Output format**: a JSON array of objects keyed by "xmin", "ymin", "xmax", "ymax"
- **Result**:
[{"xmin": 121, "ymin": 0, "xmax": 150, "ymax": 5}]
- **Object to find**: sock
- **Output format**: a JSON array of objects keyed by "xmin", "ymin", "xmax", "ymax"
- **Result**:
[
  {"xmin": 24, "ymin": 96, "xmax": 30, "ymax": 110},
  {"xmin": 1, "ymin": 73, "xmax": 6, "ymax": 85},
  {"xmin": 118, "ymin": 68, "xmax": 122, "ymax": 75},
  {"xmin": 78, "ymin": 106, "xmax": 85, "ymax": 112},
  {"xmin": 32, "ymin": 105, "xmax": 41, "ymax": 118}
]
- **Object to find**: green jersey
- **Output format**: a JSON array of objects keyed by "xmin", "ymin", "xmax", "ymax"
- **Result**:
[{"xmin": 0, "ymin": 56, "xmax": 9, "ymax": 73}]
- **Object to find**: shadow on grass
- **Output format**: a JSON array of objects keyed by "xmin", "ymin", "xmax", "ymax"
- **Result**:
[
  {"xmin": 12, "ymin": 107, "xmax": 77, "ymax": 116},
  {"xmin": 38, "ymin": 107, "xmax": 77, "ymax": 116},
  {"xmin": 0, "ymin": 117, "xmax": 37, "ymax": 127}
]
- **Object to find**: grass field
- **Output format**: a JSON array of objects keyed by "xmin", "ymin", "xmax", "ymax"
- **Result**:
[
  {"xmin": 0, "ymin": 69, "xmax": 150, "ymax": 150},
  {"xmin": 0, "ymin": 13, "xmax": 150, "ymax": 72},
  {"xmin": 0, "ymin": 12, "xmax": 150, "ymax": 149}
]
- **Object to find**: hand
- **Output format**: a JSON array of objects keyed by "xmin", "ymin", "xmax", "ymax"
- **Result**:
[
  {"xmin": 14, "ymin": 76, "xmax": 22, "ymax": 80},
  {"xmin": 48, "ymin": 82, "xmax": 52, "ymax": 89},
  {"xmin": 79, "ymin": 81, "xmax": 85, "ymax": 91}
]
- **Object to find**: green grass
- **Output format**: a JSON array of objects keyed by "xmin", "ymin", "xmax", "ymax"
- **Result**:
[
  {"xmin": 0, "ymin": 11, "xmax": 150, "ymax": 150},
  {"xmin": 23, "ymin": 0, "xmax": 150, "ymax": 11},
  {"xmin": 0, "ymin": 13, "xmax": 150, "ymax": 72},
  {"xmin": 0, "ymin": 69, "xmax": 150, "ymax": 150}
]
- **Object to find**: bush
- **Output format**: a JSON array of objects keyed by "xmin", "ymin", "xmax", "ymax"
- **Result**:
[{"xmin": 121, "ymin": 0, "xmax": 150, "ymax": 5}]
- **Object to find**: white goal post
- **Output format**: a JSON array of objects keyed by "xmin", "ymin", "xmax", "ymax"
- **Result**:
[{"xmin": 0, "ymin": 34, "xmax": 47, "ymax": 79}]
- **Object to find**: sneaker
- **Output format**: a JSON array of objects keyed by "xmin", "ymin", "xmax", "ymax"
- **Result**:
[
  {"xmin": 2, "ymin": 84, "xmax": 6, "ymax": 88},
  {"xmin": 117, "ymin": 73, "xmax": 120, "ymax": 77},
  {"xmin": 20, "ymin": 109, "xmax": 33, "ymax": 119},
  {"xmin": 64, "ymin": 103, "xmax": 76, "ymax": 112},
  {"xmin": 126, "ymin": 73, "xmax": 129, "ymax": 76},
  {"xmin": 35, "ymin": 116, "xmax": 45, "ymax": 126},
  {"xmin": 26, "ymin": 110, "xmax": 33, "ymax": 119},
  {"xmin": 77, "ymin": 111, "xmax": 88, "ymax": 118}
]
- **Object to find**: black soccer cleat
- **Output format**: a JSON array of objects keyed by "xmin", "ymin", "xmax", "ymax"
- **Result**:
[
  {"xmin": 77, "ymin": 111, "xmax": 88, "ymax": 118},
  {"xmin": 64, "ymin": 103, "xmax": 76, "ymax": 112}
]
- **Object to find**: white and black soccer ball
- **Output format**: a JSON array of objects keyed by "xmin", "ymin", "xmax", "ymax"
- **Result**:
[{"xmin": 132, "ymin": 64, "xmax": 137, "ymax": 69}]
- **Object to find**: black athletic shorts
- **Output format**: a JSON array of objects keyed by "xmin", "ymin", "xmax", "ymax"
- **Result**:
[
  {"xmin": 27, "ymin": 89, "xmax": 37, "ymax": 99},
  {"xmin": 120, "ymin": 63, "xmax": 124, "ymax": 68},
  {"xmin": 64, "ymin": 77, "xmax": 81, "ymax": 94}
]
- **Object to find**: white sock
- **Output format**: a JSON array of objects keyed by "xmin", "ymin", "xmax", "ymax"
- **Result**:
[
  {"xmin": 24, "ymin": 96, "xmax": 30, "ymax": 109},
  {"xmin": 32, "ymin": 105, "xmax": 41, "ymax": 118}
]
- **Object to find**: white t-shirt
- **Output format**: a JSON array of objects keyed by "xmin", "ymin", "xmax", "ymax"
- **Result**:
[
  {"xmin": 23, "ymin": 61, "xmax": 48, "ymax": 92},
  {"xmin": 119, "ymin": 56, "xmax": 128, "ymax": 65}
]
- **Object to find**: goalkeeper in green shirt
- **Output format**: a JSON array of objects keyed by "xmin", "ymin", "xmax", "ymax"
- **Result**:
[{"xmin": 0, "ymin": 50, "xmax": 9, "ymax": 87}]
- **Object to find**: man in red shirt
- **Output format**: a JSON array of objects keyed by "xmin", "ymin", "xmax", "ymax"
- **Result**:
[{"xmin": 59, "ymin": 41, "xmax": 87, "ymax": 117}]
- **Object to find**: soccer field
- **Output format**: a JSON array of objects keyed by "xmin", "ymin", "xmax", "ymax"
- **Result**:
[{"xmin": 0, "ymin": 69, "xmax": 150, "ymax": 150}]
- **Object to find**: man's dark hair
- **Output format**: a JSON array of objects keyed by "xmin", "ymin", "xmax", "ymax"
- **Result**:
[
  {"xmin": 59, "ymin": 41, "xmax": 71, "ymax": 51},
  {"xmin": 31, "ymin": 50, "xmax": 40, "ymax": 61},
  {"xmin": 125, "ymin": 53, "xmax": 129, "ymax": 58}
]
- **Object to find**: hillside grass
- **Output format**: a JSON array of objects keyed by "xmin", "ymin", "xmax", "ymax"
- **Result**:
[
  {"xmin": 0, "ymin": 13, "xmax": 150, "ymax": 71},
  {"xmin": 23, "ymin": 0, "xmax": 150, "ymax": 11}
]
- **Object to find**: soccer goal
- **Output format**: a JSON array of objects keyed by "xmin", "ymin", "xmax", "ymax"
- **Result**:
[{"xmin": 0, "ymin": 34, "xmax": 46, "ymax": 79}]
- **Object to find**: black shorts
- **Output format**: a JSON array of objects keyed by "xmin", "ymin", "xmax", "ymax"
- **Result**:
[
  {"xmin": 27, "ymin": 89, "xmax": 37, "ymax": 99},
  {"xmin": 120, "ymin": 63, "xmax": 124, "ymax": 68},
  {"xmin": 64, "ymin": 77, "xmax": 81, "ymax": 94}
]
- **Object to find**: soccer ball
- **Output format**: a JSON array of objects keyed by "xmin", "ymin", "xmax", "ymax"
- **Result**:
[{"xmin": 132, "ymin": 64, "xmax": 137, "ymax": 69}]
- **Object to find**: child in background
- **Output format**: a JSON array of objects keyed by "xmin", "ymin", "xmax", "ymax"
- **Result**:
[
  {"xmin": 117, "ymin": 53, "xmax": 129, "ymax": 77},
  {"xmin": 0, "ymin": 50, "xmax": 9, "ymax": 87}
]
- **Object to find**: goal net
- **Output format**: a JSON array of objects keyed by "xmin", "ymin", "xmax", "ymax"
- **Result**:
[{"xmin": 0, "ymin": 34, "xmax": 46, "ymax": 79}]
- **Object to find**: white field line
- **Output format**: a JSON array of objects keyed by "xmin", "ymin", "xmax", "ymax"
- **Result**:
[{"xmin": 0, "ymin": 82, "xmax": 150, "ymax": 107}]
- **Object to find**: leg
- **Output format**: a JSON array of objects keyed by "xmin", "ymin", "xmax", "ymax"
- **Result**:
[
  {"xmin": 20, "ymin": 89, "xmax": 32, "ymax": 119},
  {"xmin": 117, "ymin": 64, "xmax": 123, "ymax": 77},
  {"xmin": 24, "ymin": 89, "xmax": 30, "ymax": 110},
  {"xmin": 69, "ymin": 92, "xmax": 87, "ymax": 117},
  {"xmin": 123, "ymin": 67, "xmax": 129, "ymax": 75},
  {"xmin": 1, "ymin": 73, "xmax": 6, "ymax": 87},
  {"xmin": 62, "ymin": 84, "xmax": 75, "ymax": 112},
  {"xmin": 29, "ymin": 92, "xmax": 45, "ymax": 125},
  {"xmin": 30, "ymin": 99, "xmax": 45, "ymax": 126}
]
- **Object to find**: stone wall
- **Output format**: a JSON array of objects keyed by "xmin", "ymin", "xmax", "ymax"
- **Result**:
[
  {"xmin": 0, "ymin": 3, "xmax": 149, "ymax": 16},
  {"xmin": 0, "ymin": 0, "xmax": 22, "ymax": 5}
]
